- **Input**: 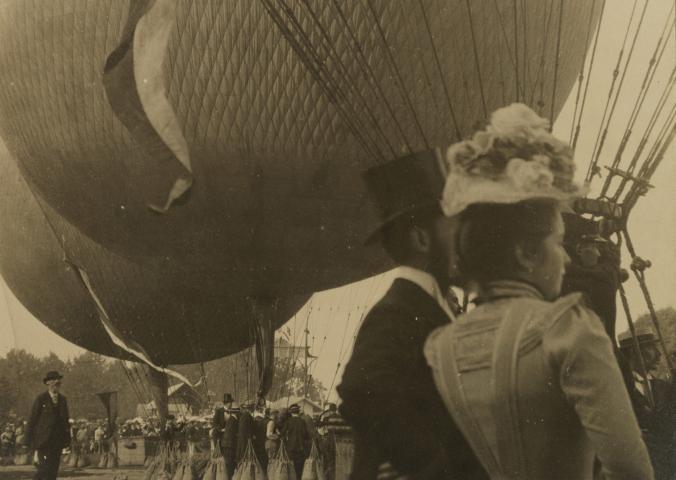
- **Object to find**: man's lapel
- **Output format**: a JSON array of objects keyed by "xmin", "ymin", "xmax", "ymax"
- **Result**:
[{"xmin": 388, "ymin": 278, "xmax": 453, "ymax": 330}]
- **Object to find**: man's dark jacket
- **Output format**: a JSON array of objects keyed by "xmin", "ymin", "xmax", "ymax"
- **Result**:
[
  {"xmin": 282, "ymin": 415, "xmax": 310, "ymax": 459},
  {"xmin": 25, "ymin": 391, "xmax": 71, "ymax": 450},
  {"xmin": 338, "ymin": 279, "xmax": 488, "ymax": 480},
  {"xmin": 236, "ymin": 411, "xmax": 255, "ymax": 462},
  {"xmin": 223, "ymin": 414, "xmax": 239, "ymax": 449}
]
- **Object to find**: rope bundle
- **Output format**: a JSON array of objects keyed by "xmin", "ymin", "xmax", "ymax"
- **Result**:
[
  {"xmin": 300, "ymin": 442, "xmax": 325, "ymax": 480},
  {"xmin": 267, "ymin": 439, "xmax": 296, "ymax": 480},
  {"xmin": 233, "ymin": 440, "xmax": 266, "ymax": 480},
  {"xmin": 203, "ymin": 440, "xmax": 229, "ymax": 480}
]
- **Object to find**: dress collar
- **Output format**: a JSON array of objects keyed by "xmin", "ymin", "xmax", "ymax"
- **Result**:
[{"xmin": 476, "ymin": 279, "xmax": 544, "ymax": 304}]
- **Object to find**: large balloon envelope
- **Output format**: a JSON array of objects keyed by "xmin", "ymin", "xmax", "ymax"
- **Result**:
[{"xmin": 0, "ymin": 0, "xmax": 601, "ymax": 363}]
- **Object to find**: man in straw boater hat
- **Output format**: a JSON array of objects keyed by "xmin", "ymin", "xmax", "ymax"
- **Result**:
[
  {"xmin": 618, "ymin": 326, "xmax": 675, "ymax": 480},
  {"xmin": 24, "ymin": 371, "xmax": 71, "ymax": 480},
  {"xmin": 337, "ymin": 150, "xmax": 487, "ymax": 479}
]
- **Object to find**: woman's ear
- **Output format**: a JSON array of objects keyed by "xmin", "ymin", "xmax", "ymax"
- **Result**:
[
  {"xmin": 514, "ymin": 241, "xmax": 539, "ymax": 273},
  {"xmin": 408, "ymin": 225, "xmax": 432, "ymax": 255}
]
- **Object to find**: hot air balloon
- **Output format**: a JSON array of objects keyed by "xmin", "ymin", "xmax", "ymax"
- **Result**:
[{"xmin": 0, "ymin": 0, "xmax": 601, "ymax": 371}]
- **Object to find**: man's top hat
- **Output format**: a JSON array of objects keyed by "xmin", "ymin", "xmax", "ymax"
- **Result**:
[
  {"xmin": 223, "ymin": 393, "xmax": 234, "ymax": 404},
  {"xmin": 363, "ymin": 149, "xmax": 447, "ymax": 245},
  {"xmin": 43, "ymin": 371, "xmax": 63, "ymax": 384},
  {"xmin": 618, "ymin": 326, "xmax": 659, "ymax": 350}
]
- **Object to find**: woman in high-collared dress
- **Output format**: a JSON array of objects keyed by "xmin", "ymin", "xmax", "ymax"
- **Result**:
[{"xmin": 424, "ymin": 104, "xmax": 653, "ymax": 480}]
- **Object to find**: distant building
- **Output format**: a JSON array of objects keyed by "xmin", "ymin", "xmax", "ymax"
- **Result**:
[
  {"xmin": 135, "ymin": 382, "xmax": 206, "ymax": 417},
  {"xmin": 270, "ymin": 396, "xmax": 322, "ymax": 416}
]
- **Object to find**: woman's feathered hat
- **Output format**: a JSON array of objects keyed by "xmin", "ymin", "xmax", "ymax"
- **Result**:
[{"xmin": 441, "ymin": 103, "xmax": 586, "ymax": 217}]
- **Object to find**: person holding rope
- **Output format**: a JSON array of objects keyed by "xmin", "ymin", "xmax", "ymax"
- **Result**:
[
  {"xmin": 338, "ymin": 149, "xmax": 487, "ymax": 479},
  {"xmin": 618, "ymin": 327, "xmax": 675, "ymax": 480},
  {"xmin": 424, "ymin": 104, "xmax": 652, "ymax": 480}
]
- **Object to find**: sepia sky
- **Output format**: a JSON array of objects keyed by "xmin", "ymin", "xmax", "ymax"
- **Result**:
[{"xmin": 1, "ymin": 1, "xmax": 675, "ymax": 403}]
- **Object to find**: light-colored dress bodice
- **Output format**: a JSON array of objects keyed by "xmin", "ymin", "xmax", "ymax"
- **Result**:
[{"xmin": 424, "ymin": 280, "xmax": 653, "ymax": 480}]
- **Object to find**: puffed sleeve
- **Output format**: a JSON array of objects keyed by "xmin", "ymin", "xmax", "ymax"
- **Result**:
[{"xmin": 542, "ymin": 303, "xmax": 653, "ymax": 480}]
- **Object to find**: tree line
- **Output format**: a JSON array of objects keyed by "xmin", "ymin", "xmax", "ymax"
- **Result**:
[{"xmin": 0, "ymin": 346, "xmax": 327, "ymax": 425}]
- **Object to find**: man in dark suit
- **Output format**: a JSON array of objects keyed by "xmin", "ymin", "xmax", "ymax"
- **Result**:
[
  {"xmin": 337, "ymin": 150, "xmax": 487, "ymax": 479},
  {"xmin": 282, "ymin": 404, "xmax": 311, "ymax": 477},
  {"xmin": 223, "ymin": 403, "xmax": 239, "ymax": 477},
  {"xmin": 236, "ymin": 402, "xmax": 255, "ymax": 464},
  {"xmin": 618, "ymin": 328, "xmax": 675, "ymax": 480},
  {"xmin": 25, "ymin": 371, "xmax": 71, "ymax": 480}
]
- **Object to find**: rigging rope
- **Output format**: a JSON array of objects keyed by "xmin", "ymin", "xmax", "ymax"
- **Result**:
[
  {"xmin": 364, "ymin": 0, "xmax": 430, "ymax": 149},
  {"xmin": 528, "ymin": 0, "xmax": 555, "ymax": 111},
  {"xmin": 548, "ymin": 0, "xmax": 565, "ymax": 128},
  {"xmin": 298, "ymin": 0, "xmax": 398, "ymax": 157},
  {"xmin": 569, "ymin": 0, "xmax": 601, "ymax": 148},
  {"xmin": 260, "ymin": 0, "xmax": 385, "ymax": 163},
  {"xmin": 417, "ymin": 0, "xmax": 461, "ymax": 140},
  {"xmin": 586, "ymin": 0, "xmax": 639, "ymax": 182},
  {"xmin": 606, "ymin": 8, "xmax": 675, "ymax": 202},
  {"xmin": 596, "ymin": 0, "xmax": 650, "ymax": 196},
  {"xmin": 622, "ymin": 230, "xmax": 674, "ymax": 372},
  {"xmin": 617, "ymin": 280, "xmax": 656, "ymax": 409},
  {"xmin": 465, "ymin": 0, "xmax": 488, "ymax": 118},
  {"xmin": 513, "ymin": 0, "xmax": 520, "ymax": 102},
  {"xmin": 330, "ymin": 0, "xmax": 413, "ymax": 153}
]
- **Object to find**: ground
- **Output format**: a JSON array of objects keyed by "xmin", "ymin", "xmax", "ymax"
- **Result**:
[{"xmin": 0, "ymin": 465, "xmax": 145, "ymax": 479}]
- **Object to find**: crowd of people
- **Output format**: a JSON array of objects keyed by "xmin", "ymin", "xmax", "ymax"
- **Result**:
[
  {"xmin": 210, "ymin": 397, "xmax": 337, "ymax": 479},
  {"xmin": 1, "ymin": 420, "xmax": 26, "ymax": 461}
]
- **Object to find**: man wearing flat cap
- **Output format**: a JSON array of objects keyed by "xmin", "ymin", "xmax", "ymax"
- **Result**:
[
  {"xmin": 25, "ymin": 371, "xmax": 70, "ymax": 480},
  {"xmin": 618, "ymin": 327, "xmax": 675, "ymax": 480},
  {"xmin": 338, "ymin": 150, "xmax": 487, "ymax": 479}
]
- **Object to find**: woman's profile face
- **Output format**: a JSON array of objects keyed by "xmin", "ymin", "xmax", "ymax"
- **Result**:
[{"xmin": 528, "ymin": 211, "xmax": 570, "ymax": 300}]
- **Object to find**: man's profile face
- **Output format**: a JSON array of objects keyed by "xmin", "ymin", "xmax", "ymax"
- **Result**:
[
  {"xmin": 46, "ymin": 379, "xmax": 61, "ymax": 393},
  {"xmin": 641, "ymin": 344, "xmax": 661, "ymax": 371},
  {"xmin": 428, "ymin": 215, "xmax": 461, "ymax": 288},
  {"xmin": 576, "ymin": 242, "xmax": 601, "ymax": 268}
]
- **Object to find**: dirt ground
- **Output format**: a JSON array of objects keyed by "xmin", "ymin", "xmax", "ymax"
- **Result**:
[{"xmin": 0, "ymin": 465, "xmax": 145, "ymax": 479}]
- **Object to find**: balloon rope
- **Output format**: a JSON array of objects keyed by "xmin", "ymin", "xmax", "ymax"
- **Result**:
[
  {"xmin": 610, "ymin": 20, "xmax": 676, "ymax": 203},
  {"xmin": 325, "ymin": 273, "xmax": 385, "ymax": 404},
  {"xmin": 617, "ymin": 279, "xmax": 655, "ymax": 409},
  {"xmin": 274, "ymin": 0, "xmax": 388, "ymax": 162},
  {"xmin": 639, "ymin": 104, "xmax": 676, "ymax": 179},
  {"xmin": 628, "ymin": 67, "xmax": 676, "ymax": 173},
  {"xmin": 528, "ymin": 0, "xmax": 555, "ymax": 111},
  {"xmin": 624, "ymin": 110, "xmax": 676, "ymax": 212},
  {"xmin": 548, "ymin": 0, "xmax": 565, "ymax": 128},
  {"xmin": 260, "ymin": 0, "xmax": 386, "ymax": 163},
  {"xmin": 622, "ymin": 230, "xmax": 674, "ymax": 372},
  {"xmin": 330, "ymin": 0, "xmax": 413, "ymax": 154},
  {"xmin": 491, "ymin": 0, "xmax": 517, "ymax": 74},
  {"xmin": 586, "ymin": 0, "xmax": 639, "ymax": 182},
  {"xmin": 118, "ymin": 361, "xmax": 149, "ymax": 416},
  {"xmin": 512, "ymin": 0, "xmax": 520, "ymax": 102},
  {"xmin": 596, "ymin": 0, "xmax": 650, "ymax": 197},
  {"xmin": 464, "ymin": 0, "xmax": 488, "ymax": 118},
  {"xmin": 363, "ymin": 0, "xmax": 430, "ymax": 149},
  {"xmin": 569, "ymin": 0, "xmax": 601, "ymax": 147},
  {"xmin": 297, "ymin": 0, "xmax": 398, "ymax": 158},
  {"xmin": 275, "ymin": 0, "xmax": 391, "ymax": 162},
  {"xmin": 417, "ymin": 0, "xmax": 461, "ymax": 140},
  {"xmin": 0, "ymin": 280, "xmax": 18, "ymax": 350}
]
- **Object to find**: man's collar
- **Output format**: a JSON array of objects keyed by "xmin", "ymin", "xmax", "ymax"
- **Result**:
[{"xmin": 394, "ymin": 266, "xmax": 455, "ymax": 320}]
